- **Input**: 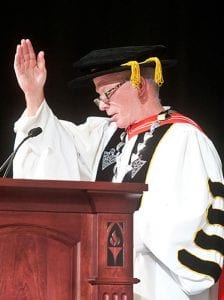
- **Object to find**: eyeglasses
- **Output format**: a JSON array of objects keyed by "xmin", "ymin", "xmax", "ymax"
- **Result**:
[{"xmin": 93, "ymin": 81, "xmax": 126, "ymax": 107}]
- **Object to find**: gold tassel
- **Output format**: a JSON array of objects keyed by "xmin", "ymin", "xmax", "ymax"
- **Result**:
[
  {"xmin": 140, "ymin": 57, "xmax": 164, "ymax": 86},
  {"xmin": 121, "ymin": 56, "xmax": 164, "ymax": 87},
  {"xmin": 121, "ymin": 61, "xmax": 140, "ymax": 88}
]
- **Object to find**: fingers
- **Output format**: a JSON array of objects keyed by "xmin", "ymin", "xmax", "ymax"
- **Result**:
[
  {"xmin": 14, "ymin": 39, "xmax": 37, "ymax": 70},
  {"xmin": 37, "ymin": 51, "xmax": 46, "ymax": 72},
  {"xmin": 14, "ymin": 39, "xmax": 29, "ymax": 74},
  {"xmin": 14, "ymin": 38, "xmax": 46, "ymax": 75},
  {"xmin": 14, "ymin": 44, "xmax": 23, "ymax": 74},
  {"xmin": 21, "ymin": 39, "xmax": 36, "ymax": 69},
  {"xmin": 14, "ymin": 38, "xmax": 47, "ymax": 98},
  {"xmin": 25, "ymin": 39, "xmax": 37, "ymax": 68}
]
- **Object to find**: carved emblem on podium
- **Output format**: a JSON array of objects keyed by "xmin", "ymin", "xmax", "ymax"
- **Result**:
[{"xmin": 107, "ymin": 222, "xmax": 124, "ymax": 266}]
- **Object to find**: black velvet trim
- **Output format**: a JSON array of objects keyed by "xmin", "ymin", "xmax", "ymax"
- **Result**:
[
  {"xmin": 209, "ymin": 179, "xmax": 224, "ymax": 197},
  {"xmin": 207, "ymin": 205, "xmax": 224, "ymax": 226},
  {"xmin": 195, "ymin": 230, "xmax": 224, "ymax": 255},
  {"xmin": 178, "ymin": 249, "xmax": 222, "ymax": 282},
  {"xmin": 96, "ymin": 124, "xmax": 172, "ymax": 183},
  {"xmin": 96, "ymin": 128, "xmax": 125, "ymax": 181},
  {"xmin": 122, "ymin": 124, "xmax": 172, "ymax": 183}
]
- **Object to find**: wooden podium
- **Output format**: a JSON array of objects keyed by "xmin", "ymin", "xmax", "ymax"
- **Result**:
[{"xmin": 0, "ymin": 178, "xmax": 147, "ymax": 300}]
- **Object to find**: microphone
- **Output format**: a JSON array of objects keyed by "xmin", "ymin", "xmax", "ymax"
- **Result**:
[{"xmin": 0, "ymin": 127, "xmax": 42, "ymax": 178}]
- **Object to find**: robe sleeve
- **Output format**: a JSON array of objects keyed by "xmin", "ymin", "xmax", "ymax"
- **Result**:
[
  {"xmin": 13, "ymin": 100, "xmax": 113, "ymax": 180},
  {"xmin": 135, "ymin": 123, "xmax": 224, "ymax": 295}
]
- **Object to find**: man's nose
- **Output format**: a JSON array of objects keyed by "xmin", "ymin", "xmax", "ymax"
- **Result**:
[{"xmin": 99, "ymin": 101, "xmax": 109, "ymax": 111}]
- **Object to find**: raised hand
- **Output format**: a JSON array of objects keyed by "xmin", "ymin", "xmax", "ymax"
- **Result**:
[{"xmin": 14, "ymin": 39, "xmax": 47, "ymax": 116}]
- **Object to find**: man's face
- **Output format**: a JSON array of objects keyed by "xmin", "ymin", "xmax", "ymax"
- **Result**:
[{"xmin": 94, "ymin": 76, "xmax": 140, "ymax": 129}]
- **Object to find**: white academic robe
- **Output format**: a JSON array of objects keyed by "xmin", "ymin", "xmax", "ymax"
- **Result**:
[{"xmin": 13, "ymin": 100, "xmax": 224, "ymax": 300}]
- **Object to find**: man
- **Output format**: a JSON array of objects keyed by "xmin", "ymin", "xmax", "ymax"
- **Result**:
[{"xmin": 13, "ymin": 39, "xmax": 224, "ymax": 299}]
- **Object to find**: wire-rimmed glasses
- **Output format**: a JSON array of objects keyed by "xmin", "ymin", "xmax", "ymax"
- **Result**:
[{"xmin": 93, "ymin": 81, "xmax": 126, "ymax": 107}]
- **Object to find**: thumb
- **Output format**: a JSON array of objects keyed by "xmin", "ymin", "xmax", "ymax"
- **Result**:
[{"xmin": 37, "ymin": 51, "xmax": 46, "ymax": 71}]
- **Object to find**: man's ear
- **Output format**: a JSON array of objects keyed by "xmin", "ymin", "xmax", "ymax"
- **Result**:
[{"xmin": 137, "ymin": 77, "xmax": 146, "ymax": 97}]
